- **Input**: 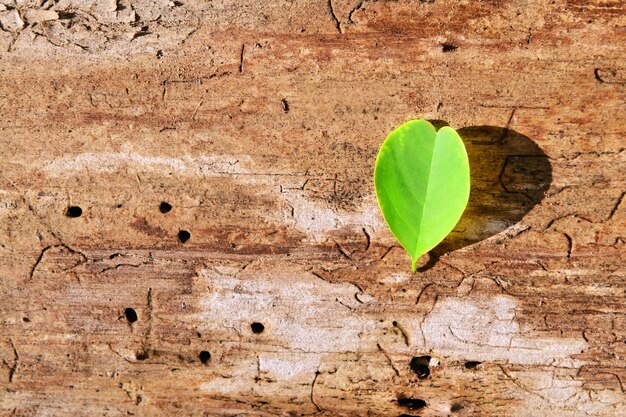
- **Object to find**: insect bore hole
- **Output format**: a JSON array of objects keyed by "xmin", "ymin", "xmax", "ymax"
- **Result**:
[
  {"xmin": 397, "ymin": 397, "xmax": 427, "ymax": 410},
  {"xmin": 199, "ymin": 350, "xmax": 211, "ymax": 364},
  {"xmin": 178, "ymin": 230, "xmax": 191, "ymax": 243},
  {"xmin": 464, "ymin": 361, "xmax": 481, "ymax": 369},
  {"xmin": 124, "ymin": 308, "xmax": 138, "ymax": 323},
  {"xmin": 410, "ymin": 355, "xmax": 431, "ymax": 379},
  {"xmin": 159, "ymin": 201, "xmax": 172, "ymax": 213},
  {"xmin": 66, "ymin": 206, "xmax": 82, "ymax": 218},
  {"xmin": 451, "ymin": 403, "xmax": 464, "ymax": 412},
  {"xmin": 251, "ymin": 322, "xmax": 265, "ymax": 334}
]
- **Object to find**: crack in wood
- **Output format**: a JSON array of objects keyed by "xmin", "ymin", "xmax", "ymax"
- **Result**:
[
  {"xmin": 8, "ymin": 339, "xmax": 18, "ymax": 383},
  {"xmin": 348, "ymin": 1, "xmax": 366, "ymax": 24},
  {"xmin": 136, "ymin": 288, "xmax": 154, "ymax": 361},
  {"xmin": 28, "ymin": 243, "xmax": 88, "ymax": 280},
  {"xmin": 327, "ymin": 0, "xmax": 341, "ymax": 33},
  {"xmin": 239, "ymin": 44, "xmax": 245, "ymax": 74},
  {"xmin": 362, "ymin": 227, "xmax": 370, "ymax": 251},
  {"xmin": 310, "ymin": 369, "xmax": 322, "ymax": 411},
  {"xmin": 563, "ymin": 233, "xmax": 573, "ymax": 259}
]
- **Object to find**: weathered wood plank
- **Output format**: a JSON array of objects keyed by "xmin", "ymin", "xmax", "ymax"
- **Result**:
[{"xmin": 1, "ymin": 0, "xmax": 624, "ymax": 416}]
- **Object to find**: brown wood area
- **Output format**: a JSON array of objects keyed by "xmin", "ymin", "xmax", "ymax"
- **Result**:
[{"xmin": 0, "ymin": 1, "xmax": 625, "ymax": 416}]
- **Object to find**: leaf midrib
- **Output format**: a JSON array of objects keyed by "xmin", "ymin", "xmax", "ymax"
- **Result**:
[{"xmin": 412, "ymin": 130, "xmax": 438, "ymax": 260}]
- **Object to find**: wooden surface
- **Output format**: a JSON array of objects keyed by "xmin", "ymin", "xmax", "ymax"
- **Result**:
[{"xmin": 1, "ymin": 0, "xmax": 625, "ymax": 416}]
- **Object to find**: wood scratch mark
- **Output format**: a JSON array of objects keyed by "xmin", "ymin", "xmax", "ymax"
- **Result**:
[
  {"xmin": 362, "ymin": 227, "xmax": 371, "ymax": 251},
  {"xmin": 500, "ymin": 107, "xmax": 516, "ymax": 143},
  {"xmin": 334, "ymin": 240, "xmax": 352, "ymax": 260},
  {"xmin": 392, "ymin": 320, "xmax": 410, "ymax": 346},
  {"xmin": 28, "ymin": 245, "xmax": 50, "ymax": 280},
  {"xmin": 416, "ymin": 283, "xmax": 434, "ymax": 305},
  {"xmin": 192, "ymin": 101, "xmax": 204, "ymax": 121},
  {"xmin": 608, "ymin": 190, "xmax": 625, "ymax": 220},
  {"xmin": 239, "ymin": 44, "xmax": 245, "ymax": 74},
  {"xmin": 499, "ymin": 365, "xmax": 551, "ymax": 402},
  {"xmin": 377, "ymin": 343, "xmax": 400, "ymax": 377}
]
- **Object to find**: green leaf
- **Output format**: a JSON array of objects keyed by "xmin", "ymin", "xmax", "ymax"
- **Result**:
[{"xmin": 374, "ymin": 119, "xmax": 470, "ymax": 272}]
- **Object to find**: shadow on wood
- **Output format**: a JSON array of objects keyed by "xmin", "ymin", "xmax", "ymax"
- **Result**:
[{"xmin": 418, "ymin": 124, "xmax": 552, "ymax": 272}]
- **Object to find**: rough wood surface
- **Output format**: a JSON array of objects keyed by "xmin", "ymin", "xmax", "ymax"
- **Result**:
[{"xmin": 1, "ymin": 0, "xmax": 625, "ymax": 416}]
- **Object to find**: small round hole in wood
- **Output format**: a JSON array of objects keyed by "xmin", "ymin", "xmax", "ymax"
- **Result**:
[
  {"xmin": 199, "ymin": 351, "xmax": 211, "ymax": 364},
  {"xmin": 178, "ymin": 230, "xmax": 190, "ymax": 243},
  {"xmin": 159, "ymin": 202, "xmax": 172, "ymax": 213},
  {"xmin": 124, "ymin": 308, "xmax": 138, "ymax": 323},
  {"xmin": 66, "ymin": 206, "xmax": 82, "ymax": 218},
  {"xmin": 251, "ymin": 322, "xmax": 265, "ymax": 334}
]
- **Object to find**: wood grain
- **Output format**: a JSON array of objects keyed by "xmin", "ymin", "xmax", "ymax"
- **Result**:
[{"xmin": 1, "ymin": 0, "xmax": 624, "ymax": 416}]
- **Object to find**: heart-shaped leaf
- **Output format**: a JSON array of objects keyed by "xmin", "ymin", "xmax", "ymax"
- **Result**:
[{"xmin": 374, "ymin": 119, "xmax": 470, "ymax": 271}]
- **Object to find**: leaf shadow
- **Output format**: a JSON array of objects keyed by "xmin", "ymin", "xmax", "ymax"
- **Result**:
[{"xmin": 417, "ymin": 122, "xmax": 552, "ymax": 272}]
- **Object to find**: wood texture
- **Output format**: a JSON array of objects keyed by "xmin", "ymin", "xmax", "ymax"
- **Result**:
[{"xmin": 1, "ymin": 1, "xmax": 625, "ymax": 416}]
